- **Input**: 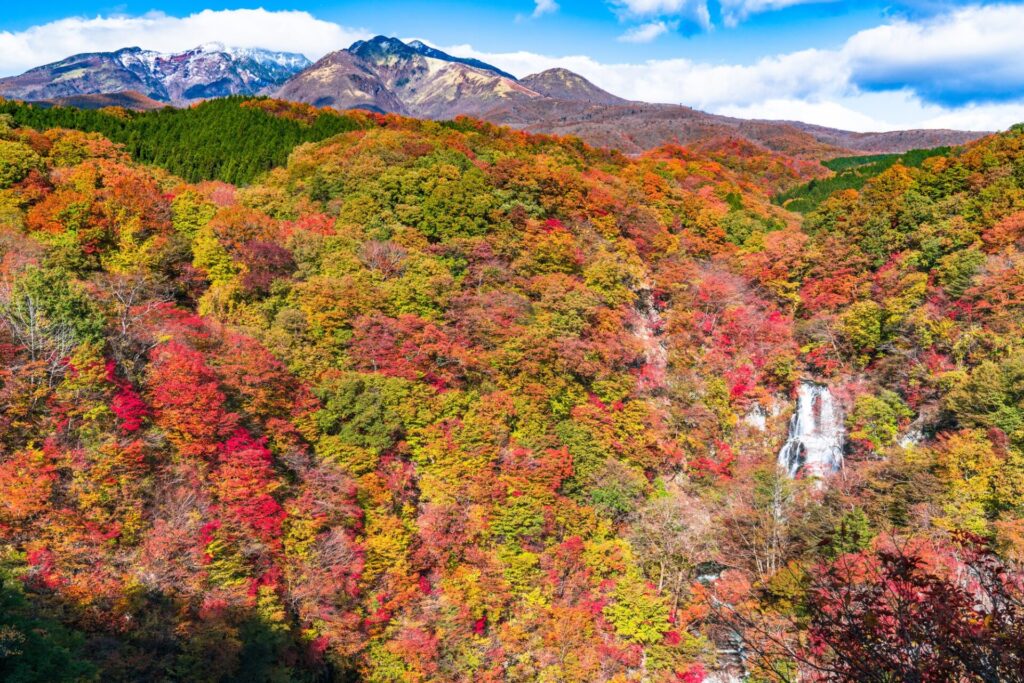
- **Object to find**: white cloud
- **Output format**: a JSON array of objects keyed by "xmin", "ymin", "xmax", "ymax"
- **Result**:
[
  {"xmin": 0, "ymin": 9, "xmax": 368, "ymax": 76},
  {"xmin": 532, "ymin": 0, "xmax": 559, "ymax": 17},
  {"xmin": 716, "ymin": 98, "xmax": 896, "ymax": 132},
  {"xmin": 841, "ymin": 4, "xmax": 1024, "ymax": 106},
  {"xmin": 719, "ymin": 0, "xmax": 836, "ymax": 27},
  {"xmin": 449, "ymin": 44, "xmax": 843, "ymax": 110},
  {"xmin": 613, "ymin": 0, "xmax": 696, "ymax": 15},
  {"xmin": 611, "ymin": 0, "xmax": 827, "ymax": 29},
  {"xmin": 611, "ymin": 0, "xmax": 711, "ymax": 29},
  {"xmin": 617, "ymin": 21, "xmax": 674, "ymax": 43}
]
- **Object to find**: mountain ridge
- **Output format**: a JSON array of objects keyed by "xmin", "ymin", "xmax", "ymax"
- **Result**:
[{"xmin": 0, "ymin": 44, "xmax": 311, "ymax": 103}]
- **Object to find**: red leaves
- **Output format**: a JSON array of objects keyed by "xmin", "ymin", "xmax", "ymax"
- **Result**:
[
  {"xmin": 147, "ymin": 341, "xmax": 236, "ymax": 459},
  {"xmin": 106, "ymin": 361, "xmax": 150, "ymax": 432},
  {"xmin": 238, "ymin": 240, "xmax": 296, "ymax": 295},
  {"xmin": 678, "ymin": 663, "xmax": 706, "ymax": 683},
  {"xmin": 803, "ymin": 536, "xmax": 1024, "ymax": 681},
  {"xmin": 689, "ymin": 441, "xmax": 735, "ymax": 481},
  {"xmin": 349, "ymin": 314, "xmax": 472, "ymax": 389},
  {"xmin": 24, "ymin": 547, "xmax": 63, "ymax": 590},
  {"xmin": 0, "ymin": 449, "xmax": 55, "ymax": 521},
  {"xmin": 215, "ymin": 429, "xmax": 285, "ymax": 542},
  {"xmin": 500, "ymin": 446, "xmax": 574, "ymax": 492}
]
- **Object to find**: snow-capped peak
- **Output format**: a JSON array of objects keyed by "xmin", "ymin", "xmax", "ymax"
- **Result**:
[{"xmin": 197, "ymin": 42, "xmax": 227, "ymax": 54}]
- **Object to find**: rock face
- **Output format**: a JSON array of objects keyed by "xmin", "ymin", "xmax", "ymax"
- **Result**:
[
  {"xmin": 0, "ymin": 44, "xmax": 310, "ymax": 103},
  {"xmin": 777, "ymin": 381, "xmax": 845, "ymax": 478}
]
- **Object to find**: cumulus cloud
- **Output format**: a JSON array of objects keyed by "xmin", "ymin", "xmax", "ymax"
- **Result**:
[
  {"xmin": 0, "ymin": 9, "xmax": 368, "ymax": 75},
  {"xmin": 617, "ymin": 20, "xmax": 675, "ymax": 43},
  {"xmin": 843, "ymin": 3, "xmax": 1024, "ymax": 106},
  {"xmin": 532, "ymin": 0, "xmax": 560, "ymax": 17}
]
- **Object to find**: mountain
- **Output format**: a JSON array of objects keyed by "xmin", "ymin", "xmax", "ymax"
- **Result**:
[
  {"xmin": 404, "ymin": 39, "xmax": 518, "ymax": 80},
  {"xmin": 277, "ymin": 35, "xmax": 541, "ymax": 117},
  {"xmin": 482, "ymin": 97, "xmax": 987, "ymax": 159},
  {"xmin": 28, "ymin": 90, "xmax": 168, "ymax": 111},
  {"xmin": 0, "ymin": 43, "xmax": 310, "ymax": 103},
  {"xmin": 519, "ymin": 68, "xmax": 626, "ymax": 105}
]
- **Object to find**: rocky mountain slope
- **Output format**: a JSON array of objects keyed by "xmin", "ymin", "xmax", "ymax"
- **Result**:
[
  {"xmin": 0, "ymin": 43, "xmax": 310, "ymax": 103},
  {"xmin": 277, "ymin": 35, "xmax": 541, "ymax": 117},
  {"xmin": 519, "ymin": 68, "xmax": 626, "ymax": 105}
]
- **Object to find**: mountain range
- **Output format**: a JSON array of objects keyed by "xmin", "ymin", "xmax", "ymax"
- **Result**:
[
  {"xmin": 0, "ymin": 43, "xmax": 310, "ymax": 103},
  {"xmin": 0, "ymin": 35, "xmax": 988, "ymax": 158}
]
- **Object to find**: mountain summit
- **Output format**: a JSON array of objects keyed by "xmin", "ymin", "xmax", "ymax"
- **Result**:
[
  {"xmin": 520, "ymin": 68, "xmax": 626, "ymax": 105},
  {"xmin": 276, "ymin": 35, "xmax": 542, "ymax": 117},
  {"xmin": 0, "ymin": 44, "xmax": 311, "ymax": 103}
]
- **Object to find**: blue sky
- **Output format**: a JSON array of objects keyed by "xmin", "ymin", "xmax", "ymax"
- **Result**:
[{"xmin": 1, "ymin": 1, "xmax": 1023, "ymax": 131}]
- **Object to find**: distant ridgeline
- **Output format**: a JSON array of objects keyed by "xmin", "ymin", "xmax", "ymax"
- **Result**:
[
  {"xmin": 0, "ymin": 96, "xmax": 367, "ymax": 185},
  {"xmin": 776, "ymin": 146, "xmax": 952, "ymax": 213}
]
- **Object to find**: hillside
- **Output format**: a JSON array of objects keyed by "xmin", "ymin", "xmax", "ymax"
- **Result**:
[
  {"xmin": 275, "ymin": 36, "xmax": 989, "ymax": 160},
  {"xmin": 2, "ymin": 94, "xmax": 1024, "ymax": 683},
  {"xmin": 32, "ymin": 90, "xmax": 168, "ymax": 111},
  {"xmin": 775, "ymin": 145, "xmax": 953, "ymax": 212},
  {"xmin": 0, "ymin": 97, "xmax": 368, "ymax": 184},
  {"xmin": 487, "ymin": 97, "xmax": 987, "ymax": 159}
]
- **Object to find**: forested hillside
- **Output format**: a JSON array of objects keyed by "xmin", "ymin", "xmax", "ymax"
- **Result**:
[
  {"xmin": 0, "ymin": 97, "xmax": 366, "ymax": 185},
  {"xmin": 1, "ymin": 103, "xmax": 1024, "ymax": 682},
  {"xmin": 775, "ymin": 146, "xmax": 952, "ymax": 212}
]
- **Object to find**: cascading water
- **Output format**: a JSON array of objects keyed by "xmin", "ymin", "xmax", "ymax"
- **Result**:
[{"xmin": 777, "ymin": 381, "xmax": 845, "ymax": 478}]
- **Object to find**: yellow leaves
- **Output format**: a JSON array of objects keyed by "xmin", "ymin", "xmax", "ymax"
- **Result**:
[
  {"xmin": 514, "ymin": 226, "xmax": 580, "ymax": 276},
  {"xmin": 881, "ymin": 271, "xmax": 928, "ymax": 322},
  {"xmin": 995, "ymin": 518, "xmax": 1024, "ymax": 562},
  {"xmin": 500, "ymin": 547, "xmax": 541, "ymax": 594},
  {"xmin": 0, "ymin": 139, "xmax": 42, "ymax": 189},
  {"xmin": 317, "ymin": 436, "xmax": 379, "ymax": 476},
  {"xmin": 839, "ymin": 299, "xmax": 884, "ymax": 365},
  {"xmin": 582, "ymin": 537, "xmax": 634, "ymax": 578},
  {"xmin": 191, "ymin": 225, "xmax": 238, "ymax": 287},
  {"xmin": 927, "ymin": 429, "xmax": 1024, "ymax": 534},
  {"xmin": 282, "ymin": 512, "xmax": 320, "ymax": 561},
  {"xmin": 361, "ymin": 512, "xmax": 412, "ymax": 586},
  {"xmin": 294, "ymin": 272, "xmax": 380, "ymax": 338},
  {"xmin": 582, "ymin": 247, "xmax": 643, "ymax": 308}
]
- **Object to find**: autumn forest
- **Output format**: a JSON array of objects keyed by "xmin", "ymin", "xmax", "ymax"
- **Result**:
[{"xmin": 2, "ymin": 96, "xmax": 1024, "ymax": 682}]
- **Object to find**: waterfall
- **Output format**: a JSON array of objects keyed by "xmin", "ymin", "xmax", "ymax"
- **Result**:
[{"xmin": 777, "ymin": 381, "xmax": 845, "ymax": 478}]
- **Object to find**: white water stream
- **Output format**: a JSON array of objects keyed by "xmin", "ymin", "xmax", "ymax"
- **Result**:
[{"xmin": 777, "ymin": 381, "xmax": 845, "ymax": 478}]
